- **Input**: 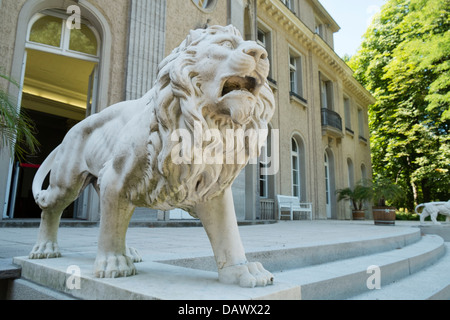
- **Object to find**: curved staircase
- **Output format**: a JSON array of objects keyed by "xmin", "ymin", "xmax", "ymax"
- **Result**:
[
  {"xmin": 5, "ymin": 222, "xmax": 450, "ymax": 300},
  {"xmin": 163, "ymin": 226, "xmax": 449, "ymax": 299}
]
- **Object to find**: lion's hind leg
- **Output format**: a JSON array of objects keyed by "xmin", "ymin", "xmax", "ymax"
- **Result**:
[
  {"xmin": 416, "ymin": 204, "xmax": 427, "ymax": 225},
  {"xmin": 29, "ymin": 208, "xmax": 62, "ymax": 259},
  {"xmin": 29, "ymin": 189, "xmax": 66, "ymax": 259},
  {"xmin": 426, "ymin": 205, "xmax": 442, "ymax": 225},
  {"xmin": 29, "ymin": 176, "xmax": 93, "ymax": 259}
]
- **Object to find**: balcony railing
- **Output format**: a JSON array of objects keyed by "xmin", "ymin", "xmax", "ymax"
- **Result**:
[{"xmin": 321, "ymin": 108, "xmax": 343, "ymax": 137}]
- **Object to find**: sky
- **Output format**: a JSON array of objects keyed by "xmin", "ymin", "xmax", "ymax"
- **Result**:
[{"xmin": 319, "ymin": 0, "xmax": 387, "ymax": 58}]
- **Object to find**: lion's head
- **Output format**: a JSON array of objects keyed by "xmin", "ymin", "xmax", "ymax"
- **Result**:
[
  {"xmin": 143, "ymin": 25, "xmax": 275, "ymax": 211},
  {"xmin": 157, "ymin": 25, "xmax": 274, "ymax": 127}
]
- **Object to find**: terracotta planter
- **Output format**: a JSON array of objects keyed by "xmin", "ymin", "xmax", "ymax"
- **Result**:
[
  {"xmin": 352, "ymin": 210, "xmax": 365, "ymax": 220},
  {"xmin": 373, "ymin": 207, "xmax": 396, "ymax": 225}
]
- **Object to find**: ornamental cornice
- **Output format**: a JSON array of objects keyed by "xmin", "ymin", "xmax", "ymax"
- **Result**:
[{"xmin": 257, "ymin": 0, "xmax": 375, "ymax": 105}]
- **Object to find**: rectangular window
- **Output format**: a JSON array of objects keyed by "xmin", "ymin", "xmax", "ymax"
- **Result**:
[
  {"xmin": 319, "ymin": 73, "xmax": 334, "ymax": 110},
  {"xmin": 259, "ymin": 129, "xmax": 272, "ymax": 199},
  {"xmin": 281, "ymin": 0, "xmax": 295, "ymax": 11},
  {"xmin": 320, "ymin": 81, "xmax": 333, "ymax": 110},
  {"xmin": 344, "ymin": 97, "xmax": 352, "ymax": 131},
  {"xmin": 259, "ymin": 166, "xmax": 268, "ymax": 198},
  {"xmin": 315, "ymin": 19, "xmax": 324, "ymax": 38},
  {"xmin": 257, "ymin": 29, "xmax": 266, "ymax": 45},
  {"xmin": 358, "ymin": 108, "xmax": 366, "ymax": 141},
  {"xmin": 289, "ymin": 50, "xmax": 304, "ymax": 99},
  {"xmin": 257, "ymin": 24, "xmax": 273, "ymax": 80},
  {"xmin": 259, "ymin": 144, "xmax": 268, "ymax": 198}
]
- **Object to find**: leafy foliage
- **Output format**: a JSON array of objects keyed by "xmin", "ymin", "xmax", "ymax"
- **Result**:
[
  {"xmin": 0, "ymin": 70, "xmax": 39, "ymax": 161},
  {"xmin": 348, "ymin": 0, "xmax": 450, "ymax": 209},
  {"xmin": 336, "ymin": 181, "xmax": 373, "ymax": 211}
]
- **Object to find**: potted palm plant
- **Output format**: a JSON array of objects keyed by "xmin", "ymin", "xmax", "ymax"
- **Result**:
[
  {"xmin": 371, "ymin": 177, "xmax": 404, "ymax": 225},
  {"xmin": 1, "ymin": 70, "xmax": 39, "ymax": 161},
  {"xmin": 336, "ymin": 181, "xmax": 373, "ymax": 220}
]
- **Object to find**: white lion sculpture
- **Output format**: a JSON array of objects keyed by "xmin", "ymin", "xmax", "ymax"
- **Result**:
[
  {"xmin": 29, "ymin": 25, "xmax": 275, "ymax": 288},
  {"xmin": 415, "ymin": 200, "xmax": 450, "ymax": 225}
]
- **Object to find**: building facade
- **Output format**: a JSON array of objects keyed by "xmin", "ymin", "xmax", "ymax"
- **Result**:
[{"xmin": 0, "ymin": 0, "xmax": 374, "ymax": 222}]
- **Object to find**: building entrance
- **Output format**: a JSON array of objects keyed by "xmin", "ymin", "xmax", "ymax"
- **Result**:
[{"xmin": 7, "ymin": 10, "xmax": 100, "ymax": 219}]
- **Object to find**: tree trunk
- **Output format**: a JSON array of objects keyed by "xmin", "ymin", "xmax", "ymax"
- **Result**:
[
  {"xmin": 411, "ymin": 179, "xmax": 418, "ymax": 208},
  {"xmin": 421, "ymin": 179, "xmax": 431, "ymax": 203}
]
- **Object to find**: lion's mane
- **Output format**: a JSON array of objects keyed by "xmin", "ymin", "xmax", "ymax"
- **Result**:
[{"xmin": 129, "ymin": 25, "xmax": 275, "ymax": 215}]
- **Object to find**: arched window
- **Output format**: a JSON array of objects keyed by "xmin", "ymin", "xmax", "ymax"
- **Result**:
[
  {"xmin": 361, "ymin": 163, "xmax": 367, "ymax": 181},
  {"xmin": 259, "ymin": 129, "xmax": 271, "ymax": 198},
  {"xmin": 324, "ymin": 152, "xmax": 330, "ymax": 208},
  {"xmin": 28, "ymin": 12, "xmax": 99, "ymax": 58},
  {"xmin": 347, "ymin": 158, "xmax": 354, "ymax": 188},
  {"xmin": 24, "ymin": 11, "xmax": 101, "ymax": 112},
  {"xmin": 291, "ymin": 138, "xmax": 301, "ymax": 199},
  {"xmin": 29, "ymin": 15, "xmax": 62, "ymax": 47}
]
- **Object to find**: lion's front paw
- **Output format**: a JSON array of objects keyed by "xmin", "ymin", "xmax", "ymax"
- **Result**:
[
  {"xmin": 218, "ymin": 262, "xmax": 274, "ymax": 288},
  {"xmin": 94, "ymin": 253, "xmax": 136, "ymax": 278},
  {"xmin": 29, "ymin": 241, "xmax": 61, "ymax": 259},
  {"xmin": 126, "ymin": 246, "xmax": 143, "ymax": 263}
]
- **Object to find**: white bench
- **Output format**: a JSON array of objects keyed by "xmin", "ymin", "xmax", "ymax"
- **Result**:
[{"xmin": 277, "ymin": 195, "xmax": 312, "ymax": 220}]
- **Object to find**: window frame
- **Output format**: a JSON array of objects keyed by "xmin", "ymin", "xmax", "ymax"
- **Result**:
[
  {"xmin": 291, "ymin": 138, "xmax": 301, "ymax": 199},
  {"xmin": 344, "ymin": 96, "xmax": 352, "ymax": 132},
  {"xmin": 281, "ymin": 0, "xmax": 295, "ymax": 12},
  {"xmin": 315, "ymin": 18, "xmax": 324, "ymax": 38},
  {"xmin": 26, "ymin": 11, "xmax": 100, "ymax": 62},
  {"xmin": 319, "ymin": 72, "xmax": 334, "ymax": 110},
  {"xmin": 358, "ymin": 107, "xmax": 367, "ymax": 142},
  {"xmin": 289, "ymin": 48, "xmax": 304, "ymax": 99},
  {"xmin": 257, "ymin": 21, "xmax": 274, "ymax": 81},
  {"xmin": 259, "ymin": 130, "xmax": 271, "ymax": 199}
]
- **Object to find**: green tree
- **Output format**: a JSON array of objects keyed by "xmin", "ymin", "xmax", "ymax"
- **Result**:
[
  {"xmin": 0, "ymin": 70, "xmax": 39, "ymax": 161},
  {"xmin": 348, "ymin": 0, "xmax": 450, "ymax": 209}
]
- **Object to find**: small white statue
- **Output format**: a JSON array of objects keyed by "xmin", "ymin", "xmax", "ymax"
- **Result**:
[
  {"xmin": 28, "ymin": 25, "xmax": 275, "ymax": 288},
  {"xmin": 415, "ymin": 200, "xmax": 450, "ymax": 225}
]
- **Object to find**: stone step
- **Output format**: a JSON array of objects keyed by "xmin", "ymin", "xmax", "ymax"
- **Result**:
[
  {"xmin": 13, "ymin": 254, "xmax": 302, "ymax": 300},
  {"xmin": 274, "ymin": 234, "xmax": 445, "ymax": 300},
  {"xmin": 0, "ymin": 259, "xmax": 21, "ymax": 280},
  {"xmin": 349, "ymin": 243, "xmax": 450, "ymax": 300},
  {"xmin": 0, "ymin": 258, "xmax": 22, "ymax": 300},
  {"xmin": 160, "ymin": 227, "xmax": 422, "ymax": 272},
  {"xmin": 11, "ymin": 232, "xmax": 444, "ymax": 300},
  {"xmin": 5, "ymin": 278, "xmax": 77, "ymax": 300}
]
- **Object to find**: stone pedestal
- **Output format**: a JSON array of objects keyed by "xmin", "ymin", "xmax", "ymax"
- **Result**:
[
  {"xmin": 419, "ymin": 223, "xmax": 450, "ymax": 241},
  {"xmin": 13, "ymin": 255, "xmax": 299, "ymax": 300}
]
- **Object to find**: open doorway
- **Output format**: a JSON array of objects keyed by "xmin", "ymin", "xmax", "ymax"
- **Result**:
[{"xmin": 8, "ymin": 10, "xmax": 100, "ymax": 219}]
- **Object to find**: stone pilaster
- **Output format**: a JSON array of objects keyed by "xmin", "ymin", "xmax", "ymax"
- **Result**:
[{"xmin": 125, "ymin": 0, "xmax": 166, "ymax": 100}]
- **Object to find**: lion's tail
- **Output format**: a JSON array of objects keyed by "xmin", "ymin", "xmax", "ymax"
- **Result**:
[
  {"xmin": 32, "ymin": 146, "xmax": 59, "ymax": 201},
  {"xmin": 415, "ymin": 203, "xmax": 425, "ymax": 215}
]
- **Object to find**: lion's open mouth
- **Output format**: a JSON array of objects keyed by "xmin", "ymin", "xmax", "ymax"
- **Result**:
[{"xmin": 221, "ymin": 76, "xmax": 257, "ymax": 97}]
